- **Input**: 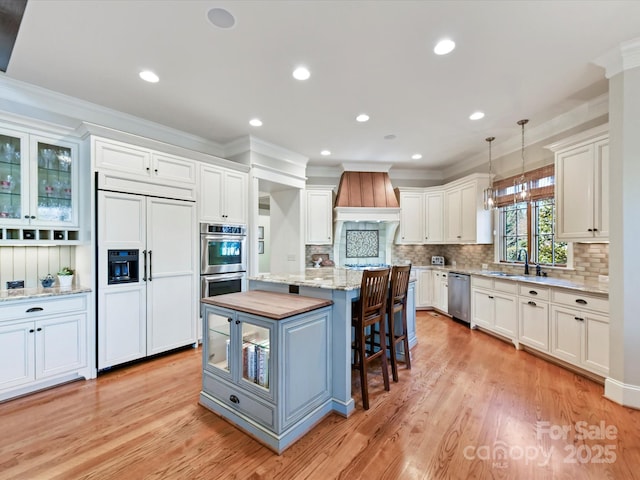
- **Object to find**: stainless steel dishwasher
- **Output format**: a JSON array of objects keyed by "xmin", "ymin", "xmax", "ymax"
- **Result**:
[{"xmin": 448, "ymin": 272, "xmax": 470, "ymax": 324}]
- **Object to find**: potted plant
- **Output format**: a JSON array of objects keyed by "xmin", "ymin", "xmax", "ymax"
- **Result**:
[{"xmin": 57, "ymin": 266, "xmax": 74, "ymax": 288}]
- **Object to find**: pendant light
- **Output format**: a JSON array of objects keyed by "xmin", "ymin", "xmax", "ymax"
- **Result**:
[
  {"xmin": 483, "ymin": 136, "xmax": 496, "ymax": 210},
  {"xmin": 513, "ymin": 119, "xmax": 529, "ymax": 203}
]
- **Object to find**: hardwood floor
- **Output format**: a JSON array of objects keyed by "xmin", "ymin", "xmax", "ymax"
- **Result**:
[{"xmin": 1, "ymin": 311, "xmax": 639, "ymax": 479}]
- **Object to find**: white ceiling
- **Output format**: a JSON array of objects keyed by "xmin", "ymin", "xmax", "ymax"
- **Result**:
[{"xmin": 5, "ymin": 1, "xmax": 640, "ymax": 171}]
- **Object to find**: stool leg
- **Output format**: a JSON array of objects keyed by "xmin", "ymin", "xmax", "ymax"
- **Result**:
[
  {"xmin": 401, "ymin": 306, "xmax": 411, "ymax": 370},
  {"xmin": 388, "ymin": 311, "xmax": 399, "ymax": 382},
  {"xmin": 378, "ymin": 318, "xmax": 390, "ymax": 392},
  {"xmin": 357, "ymin": 323, "xmax": 370, "ymax": 410}
]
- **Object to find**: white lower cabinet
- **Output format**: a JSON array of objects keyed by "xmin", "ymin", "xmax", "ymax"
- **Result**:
[
  {"xmin": 0, "ymin": 293, "xmax": 89, "ymax": 401},
  {"xmin": 433, "ymin": 271, "xmax": 448, "ymax": 312},
  {"xmin": 415, "ymin": 268, "xmax": 433, "ymax": 308},
  {"xmin": 471, "ymin": 277, "xmax": 518, "ymax": 346},
  {"xmin": 550, "ymin": 290, "xmax": 609, "ymax": 376}
]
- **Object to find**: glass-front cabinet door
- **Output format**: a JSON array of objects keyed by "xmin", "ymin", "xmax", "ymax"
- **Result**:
[
  {"xmin": 205, "ymin": 311, "xmax": 233, "ymax": 381},
  {"xmin": 30, "ymin": 136, "xmax": 78, "ymax": 227},
  {"xmin": 0, "ymin": 128, "xmax": 79, "ymax": 229},
  {"xmin": 0, "ymin": 130, "xmax": 28, "ymax": 225},
  {"xmin": 239, "ymin": 316, "xmax": 271, "ymax": 393}
]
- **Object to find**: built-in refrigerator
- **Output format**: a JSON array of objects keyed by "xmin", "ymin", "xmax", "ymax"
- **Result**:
[{"xmin": 97, "ymin": 189, "xmax": 197, "ymax": 370}]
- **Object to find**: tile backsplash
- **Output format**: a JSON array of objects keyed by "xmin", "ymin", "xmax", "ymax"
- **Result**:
[{"xmin": 309, "ymin": 241, "xmax": 609, "ymax": 282}]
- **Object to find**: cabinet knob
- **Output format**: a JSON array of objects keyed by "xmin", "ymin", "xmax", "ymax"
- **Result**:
[
  {"xmin": 488, "ymin": 295, "xmax": 494, "ymax": 299},
  {"xmin": 31, "ymin": 216, "xmax": 36, "ymax": 219},
  {"xmin": 227, "ymin": 318, "xmax": 232, "ymax": 323},
  {"xmin": 229, "ymin": 394, "xmax": 240, "ymax": 404},
  {"xmin": 457, "ymin": 235, "xmax": 461, "ymax": 238},
  {"xmin": 235, "ymin": 320, "xmax": 240, "ymax": 325},
  {"xmin": 29, "ymin": 329, "xmax": 35, "ymax": 333},
  {"xmin": 24, "ymin": 215, "xmax": 30, "ymax": 219},
  {"xmin": 154, "ymin": 169, "xmax": 158, "ymax": 174},
  {"xmin": 593, "ymin": 228, "xmax": 598, "ymax": 232},
  {"xmin": 146, "ymin": 167, "xmax": 150, "ymax": 172},
  {"xmin": 36, "ymin": 327, "xmax": 42, "ymax": 331},
  {"xmin": 587, "ymin": 228, "xmax": 593, "ymax": 232}
]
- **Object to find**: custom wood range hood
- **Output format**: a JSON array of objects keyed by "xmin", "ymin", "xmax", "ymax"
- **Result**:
[{"xmin": 333, "ymin": 171, "xmax": 401, "ymax": 265}]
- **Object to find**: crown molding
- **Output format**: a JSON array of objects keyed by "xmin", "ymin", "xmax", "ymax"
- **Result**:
[
  {"xmin": 593, "ymin": 37, "xmax": 640, "ymax": 79},
  {"xmin": 442, "ymin": 93, "xmax": 609, "ymax": 180},
  {"xmin": 224, "ymin": 135, "xmax": 308, "ymax": 167}
]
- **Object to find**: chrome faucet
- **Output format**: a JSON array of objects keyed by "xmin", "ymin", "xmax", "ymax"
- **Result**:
[{"xmin": 517, "ymin": 248, "xmax": 529, "ymax": 275}]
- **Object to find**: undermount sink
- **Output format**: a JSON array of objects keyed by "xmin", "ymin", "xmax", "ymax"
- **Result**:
[{"xmin": 485, "ymin": 271, "xmax": 518, "ymax": 277}]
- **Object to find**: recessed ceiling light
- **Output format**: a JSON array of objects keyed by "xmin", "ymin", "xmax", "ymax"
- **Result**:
[
  {"xmin": 469, "ymin": 111, "xmax": 485, "ymax": 120},
  {"xmin": 356, "ymin": 114, "xmax": 370, "ymax": 122},
  {"xmin": 384, "ymin": 134, "xmax": 396, "ymax": 140},
  {"xmin": 293, "ymin": 66, "xmax": 311, "ymax": 81},
  {"xmin": 249, "ymin": 118, "xmax": 263, "ymax": 127},
  {"xmin": 320, "ymin": 150, "xmax": 331, "ymax": 156},
  {"xmin": 412, "ymin": 154, "xmax": 423, "ymax": 160},
  {"xmin": 434, "ymin": 39, "xmax": 456, "ymax": 55},
  {"xmin": 139, "ymin": 70, "xmax": 159, "ymax": 83},
  {"xmin": 207, "ymin": 8, "xmax": 235, "ymax": 28}
]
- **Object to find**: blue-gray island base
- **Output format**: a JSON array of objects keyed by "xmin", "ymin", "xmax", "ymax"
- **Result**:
[
  {"xmin": 200, "ymin": 290, "xmax": 335, "ymax": 454},
  {"xmin": 249, "ymin": 268, "xmax": 417, "ymax": 418}
]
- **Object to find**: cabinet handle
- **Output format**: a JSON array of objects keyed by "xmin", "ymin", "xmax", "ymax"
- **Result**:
[
  {"xmin": 24, "ymin": 215, "xmax": 30, "ymax": 219},
  {"xmin": 457, "ymin": 235, "xmax": 461, "ymax": 238},
  {"xmin": 593, "ymin": 228, "xmax": 598, "ymax": 232},
  {"xmin": 235, "ymin": 320, "xmax": 240, "ymax": 325},
  {"xmin": 529, "ymin": 290, "xmax": 538, "ymax": 295},
  {"xmin": 587, "ymin": 228, "xmax": 593, "ymax": 232},
  {"xmin": 527, "ymin": 301, "xmax": 537, "ymax": 307},
  {"xmin": 143, "ymin": 250, "xmax": 148, "ymax": 281},
  {"xmin": 227, "ymin": 318, "xmax": 232, "ymax": 323},
  {"xmin": 30, "ymin": 216, "xmax": 36, "ymax": 219},
  {"xmin": 36, "ymin": 327, "xmax": 42, "ymax": 331},
  {"xmin": 575, "ymin": 299, "xmax": 587, "ymax": 305},
  {"xmin": 148, "ymin": 250, "xmax": 153, "ymax": 281},
  {"xmin": 229, "ymin": 394, "xmax": 240, "ymax": 404},
  {"xmin": 574, "ymin": 316, "xmax": 584, "ymax": 322},
  {"xmin": 488, "ymin": 295, "xmax": 494, "ymax": 299},
  {"xmin": 29, "ymin": 329, "xmax": 35, "ymax": 333},
  {"xmin": 26, "ymin": 307, "xmax": 44, "ymax": 313}
]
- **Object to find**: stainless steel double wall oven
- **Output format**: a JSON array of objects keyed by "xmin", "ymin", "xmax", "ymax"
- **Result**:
[{"xmin": 200, "ymin": 223, "xmax": 247, "ymax": 298}]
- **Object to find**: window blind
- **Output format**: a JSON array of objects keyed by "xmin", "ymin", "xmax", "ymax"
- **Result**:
[{"xmin": 493, "ymin": 164, "xmax": 554, "ymax": 207}]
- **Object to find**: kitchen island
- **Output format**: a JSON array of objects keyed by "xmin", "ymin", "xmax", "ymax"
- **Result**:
[
  {"xmin": 249, "ymin": 267, "xmax": 417, "ymax": 417},
  {"xmin": 200, "ymin": 290, "xmax": 334, "ymax": 453}
]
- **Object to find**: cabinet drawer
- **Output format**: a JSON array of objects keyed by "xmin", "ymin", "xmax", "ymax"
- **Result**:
[
  {"xmin": 203, "ymin": 373, "xmax": 275, "ymax": 429},
  {"xmin": 519, "ymin": 284, "xmax": 550, "ymax": 301},
  {"xmin": 472, "ymin": 276, "xmax": 493, "ymax": 289},
  {"xmin": 551, "ymin": 290, "xmax": 609, "ymax": 314},
  {"xmin": 494, "ymin": 279, "xmax": 518, "ymax": 294},
  {"xmin": 0, "ymin": 294, "xmax": 87, "ymax": 322}
]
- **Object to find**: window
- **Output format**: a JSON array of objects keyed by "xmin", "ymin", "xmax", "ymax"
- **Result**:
[{"xmin": 494, "ymin": 165, "xmax": 568, "ymax": 268}]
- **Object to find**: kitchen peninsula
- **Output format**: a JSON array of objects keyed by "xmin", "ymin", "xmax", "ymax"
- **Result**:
[{"xmin": 248, "ymin": 267, "xmax": 417, "ymax": 417}]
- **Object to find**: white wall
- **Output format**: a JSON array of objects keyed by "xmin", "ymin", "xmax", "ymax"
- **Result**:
[
  {"xmin": 258, "ymin": 210, "xmax": 270, "ymax": 273},
  {"xmin": 269, "ymin": 189, "xmax": 303, "ymax": 273}
]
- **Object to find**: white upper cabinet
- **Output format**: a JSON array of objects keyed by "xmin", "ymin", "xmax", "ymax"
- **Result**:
[
  {"xmin": 1, "ymin": 124, "xmax": 81, "ymax": 243},
  {"xmin": 424, "ymin": 190, "xmax": 444, "ymax": 243},
  {"xmin": 444, "ymin": 175, "xmax": 492, "ymax": 244},
  {"xmin": 305, "ymin": 188, "xmax": 333, "ymax": 245},
  {"xmin": 397, "ymin": 190, "xmax": 424, "ymax": 244},
  {"xmin": 199, "ymin": 163, "xmax": 248, "ymax": 224},
  {"xmin": 549, "ymin": 125, "xmax": 609, "ymax": 241},
  {"xmin": 94, "ymin": 137, "xmax": 197, "ymax": 201}
]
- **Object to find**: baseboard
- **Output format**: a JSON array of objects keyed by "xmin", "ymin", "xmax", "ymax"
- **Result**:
[{"xmin": 604, "ymin": 377, "xmax": 640, "ymax": 410}]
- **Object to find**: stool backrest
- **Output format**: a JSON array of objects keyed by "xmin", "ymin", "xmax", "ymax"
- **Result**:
[
  {"xmin": 389, "ymin": 264, "xmax": 411, "ymax": 311},
  {"xmin": 358, "ymin": 268, "xmax": 391, "ymax": 325}
]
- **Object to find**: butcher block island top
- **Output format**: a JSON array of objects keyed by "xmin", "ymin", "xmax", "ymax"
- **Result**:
[{"xmin": 201, "ymin": 290, "xmax": 333, "ymax": 319}]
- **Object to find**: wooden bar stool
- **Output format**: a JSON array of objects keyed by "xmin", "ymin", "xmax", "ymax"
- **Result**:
[
  {"xmin": 387, "ymin": 264, "xmax": 412, "ymax": 382},
  {"xmin": 352, "ymin": 268, "xmax": 391, "ymax": 410}
]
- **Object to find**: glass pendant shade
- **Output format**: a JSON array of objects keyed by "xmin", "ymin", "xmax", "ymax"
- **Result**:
[
  {"xmin": 483, "ymin": 136, "xmax": 496, "ymax": 210},
  {"xmin": 514, "ymin": 119, "xmax": 530, "ymax": 203}
]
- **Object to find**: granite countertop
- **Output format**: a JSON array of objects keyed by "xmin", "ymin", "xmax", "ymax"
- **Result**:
[
  {"xmin": 250, "ymin": 267, "xmax": 416, "ymax": 291},
  {"xmin": 0, "ymin": 286, "xmax": 92, "ymax": 302},
  {"xmin": 411, "ymin": 264, "xmax": 608, "ymax": 296}
]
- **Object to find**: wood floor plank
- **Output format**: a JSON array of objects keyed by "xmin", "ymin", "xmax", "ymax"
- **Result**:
[{"xmin": 1, "ymin": 312, "xmax": 639, "ymax": 479}]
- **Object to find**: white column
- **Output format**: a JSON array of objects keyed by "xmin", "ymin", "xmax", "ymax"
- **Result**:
[{"xmin": 594, "ymin": 38, "xmax": 640, "ymax": 408}]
